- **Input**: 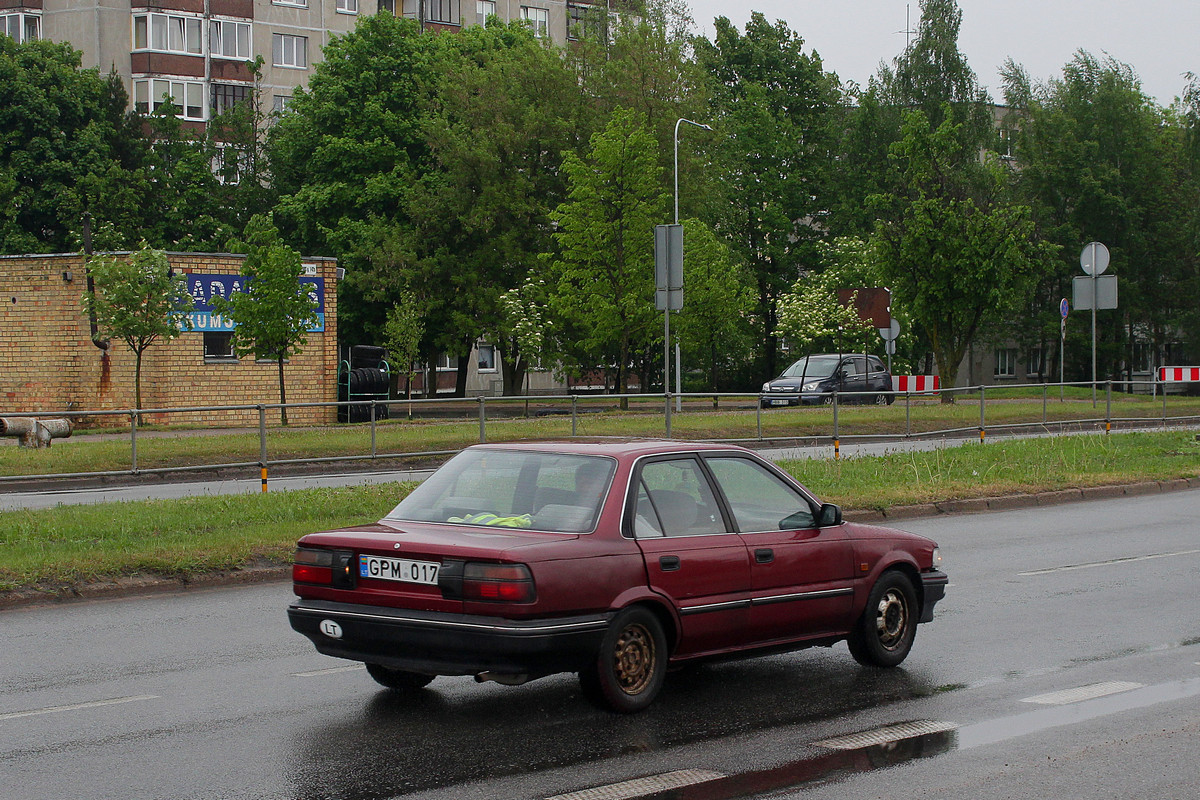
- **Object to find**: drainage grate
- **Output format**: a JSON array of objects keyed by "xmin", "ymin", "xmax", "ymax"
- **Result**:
[
  {"xmin": 546, "ymin": 769, "xmax": 724, "ymax": 800},
  {"xmin": 813, "ymin": 720, "xmax": 958, "ymax": 750},
  {"xmin": 1021, "ymin": 681, "xmax": 1144, "ymax": 705}
]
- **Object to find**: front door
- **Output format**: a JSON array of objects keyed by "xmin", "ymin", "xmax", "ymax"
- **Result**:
[{"xmin": 703, "ymin": 455, "xmax": 857, "ymax": 646}]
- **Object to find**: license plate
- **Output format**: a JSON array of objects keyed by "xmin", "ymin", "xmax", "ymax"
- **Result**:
[
  {"xmin": 359, "ymin": 555, "xmax": 440, "ymax": 586},
  {"xmin": 770, "ymin": 398, "xmax": 790, "ymax": 406}
]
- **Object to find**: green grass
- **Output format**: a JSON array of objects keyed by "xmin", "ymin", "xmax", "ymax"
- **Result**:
[
  {"xmin": 2, "ymin": 430, "xmax": 1198, "ymax": 598},
  {"xmin": 3, "ymin": 390, "xmax": 1199, "ymax": 477}
]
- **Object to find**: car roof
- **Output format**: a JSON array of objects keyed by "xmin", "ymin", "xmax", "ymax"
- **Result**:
[{"xmin": 466, "ymin": 439, "xmax": 754, "ymax": 459}]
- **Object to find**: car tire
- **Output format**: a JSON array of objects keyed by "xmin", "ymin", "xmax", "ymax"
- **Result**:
[
  {"xmin": 847, "ymin": 571, "xmax": 918, "ymax": 668},
  {"xmin": 365, "ymin": 663, "xmax": 436, "ymax": 690},
  {"xmin": 873, "ymin": 393, "xmax": 890, "ymax": 406},
  {"xmin": 580, "ymin": 606, "xmax": 667, "ymax": 713}
]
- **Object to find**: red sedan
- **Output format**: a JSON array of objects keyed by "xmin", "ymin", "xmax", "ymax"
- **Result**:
[{"xmin": 288, "ymin": 441, "xmax": 946, "ymax": 712}]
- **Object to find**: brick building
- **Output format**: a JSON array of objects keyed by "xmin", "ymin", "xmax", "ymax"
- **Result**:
[{"xmin": 0, "ymin": 251, "xmax": 339, "ymax": 425}]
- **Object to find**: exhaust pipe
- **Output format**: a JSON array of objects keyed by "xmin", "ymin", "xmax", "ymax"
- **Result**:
[
  {"xmin": 474, "ymin": 672, "xmax": 531, "ymax": 686},
  {"xmin": 0, "ymin": 417, "xmax": 73, "ymax": 448}
]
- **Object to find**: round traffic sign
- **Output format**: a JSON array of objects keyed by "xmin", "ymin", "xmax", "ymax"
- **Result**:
[
  {"xmin": 1080, "ymin": 242, "xmax": 1110, "ymax": 276},
  {"xmin": 1060, "ymin": 298, "xmax": 1069, "ymax": 317}
]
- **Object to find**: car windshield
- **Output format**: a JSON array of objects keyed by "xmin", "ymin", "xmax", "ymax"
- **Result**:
[
  {"xmin": 386, "ymin": 449, "xmax": 615, "ymax": 534},
  {"xmin": 779, "ymin": 356, "xmax": 840, "ymax": 380}
]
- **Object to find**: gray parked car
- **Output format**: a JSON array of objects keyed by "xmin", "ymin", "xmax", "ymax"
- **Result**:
[{"xmin": 761, "ymin": 354, "xmax": 894, "ymax": 407}]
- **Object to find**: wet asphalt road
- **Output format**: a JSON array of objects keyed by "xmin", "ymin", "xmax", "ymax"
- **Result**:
[{"xmin": 3, "ymin": 489, "xmax": 1199, "ymax": 800}]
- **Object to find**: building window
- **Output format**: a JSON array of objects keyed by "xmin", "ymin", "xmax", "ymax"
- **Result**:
[
  {"xmin": 204, "ymin": 332, "xmax": 237, "ymax": 360},
  {"xmin": 378, "ymin": 0, "xmax": 396, "ymax": 13},
  {"xmin": 210, "ymin": 20, "xmax": 251, "ymax": 59},
  {"xmin": 134, "ymin": 78, "xmax": 205, "ymax": 121},
  {"xmin": 2, "ymin": 12, "xmax": 40, "ymax": 43},
  {"xmin": 436, "ymin": 353, "xmax": 458, "ymax": 371},
  {"xmin": 272, "ymin": 34, "xmax": 308, "ymax": 68},
  {"xmin": 426, "ymin": 0, "xmax": 459, "ymax": 23},
  {"xmin": 476, "ymin": 0, "xmax": 495, "ymax": 23},
  {"xmin": 994, "ymin": 348, "xmax": 1017, "ymax": 378},
  {"xmin": 211, "ymin": 83, "xmax": 251, "ymax": 117},
  {"xmin": 477, "ymin": 344, "xmax": 497, "ymax": 372},
  {"xmin": 567, "ymin": 2, "xmax": 599, "ymax": 40},
  {"xmin": 133, "ymin": 13, "xmax": 202, "ymax": 55},
  {"xmin": 273, "ymin": 0, "xmax": 308, "ymax": 6},
  {"xmin": 1025, "ymin": 348, "xmax": 1044, "ymax": 377},
  {"xmin": 520, "ymin": 6, "xmax": 548, "ymax": 37},
  {"xmin": 337, "ymin": 0, "xmax": 358, "ymax": 12},
  {"xmin": 273, "ymin": 95, "xmax": 293, "ymax": 115}
]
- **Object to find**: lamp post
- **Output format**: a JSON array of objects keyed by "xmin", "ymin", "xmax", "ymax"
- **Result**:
[{"xmin": 670, "ymin": 118, "xmax": 712, "ymax": 411}]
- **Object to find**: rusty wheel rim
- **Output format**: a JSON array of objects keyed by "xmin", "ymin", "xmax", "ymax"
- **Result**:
[
  {"xmin": 875, "ymin": 588, "xmax": 909, "ymax": 650},
  {"xmin": 612, "ymin": 622, "xmax": 656, "ymax": 695}
]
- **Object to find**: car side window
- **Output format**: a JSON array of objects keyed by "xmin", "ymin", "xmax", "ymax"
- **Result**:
[
  {"xmin": 637, "ymin": 458, "xmax": 726, "ymax": 537},
  {"xmin": 840, "ymin": 359, "xmax": 857, "ymax": 376},
  {"xmin": 705, "ymin": 456, "xmax": 816, "ymax": 532}
]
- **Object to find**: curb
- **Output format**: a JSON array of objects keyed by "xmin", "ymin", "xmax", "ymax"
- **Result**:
[{"xmin": 5, "ymin": 475, "xmax": 1199, "ymax": 610}]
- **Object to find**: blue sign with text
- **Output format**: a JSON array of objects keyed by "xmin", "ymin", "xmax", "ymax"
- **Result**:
[{"xmin": 185, "ymin": 273, "xmax": 325, "ymax": 332}]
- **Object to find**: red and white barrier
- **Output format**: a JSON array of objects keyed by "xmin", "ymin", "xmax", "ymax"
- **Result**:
[
  {"xmin": 894, "ymin": 375, "xmax": 939, "ymax": 392},
  {"xmin": 1158, "ymin": 366, "xmax": 1200, "ymax": 382}
]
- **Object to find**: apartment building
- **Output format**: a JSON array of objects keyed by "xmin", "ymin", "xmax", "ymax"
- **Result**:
[{"xmin": 3, "ymin": 0, "xmax": 609, "ymax": 130}]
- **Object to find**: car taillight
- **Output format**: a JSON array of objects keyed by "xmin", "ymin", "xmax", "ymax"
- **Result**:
[
  {"xmin": 293, "ymin": 547, "xmax": 356, "ymax": 588},
  {"xmin": 462, "ymin": 563, "xmax": 536, "ymax": 604}
]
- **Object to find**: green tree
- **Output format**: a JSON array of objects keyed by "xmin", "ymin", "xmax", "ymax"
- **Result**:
[
  {"xmin": 211, "ymin": 215, "xmax": 318, "ymax": 425},
  {"xmin": 1, "ymin": 37, "xmax": 146, "ymax": 253},
  {"xmin": 268, "ymin": 13, "xmax": 439, "ymax": 349},
  {"xmin": 382, "ymin": 293, "xmax": 425, "ymax": 400},
  {"xmin": 673, "ymin": 219, "xmax": 755, "ymax": 392},
  {"xmin": 1005, "ymin": 52, "xmax": 1200, "ymax": 382},
  {"xmin": 871, "ymin": 111, "xmax": 1056, "ymax": 398},
  {"xmin": 547, "ymin": 108, "xmax": 667, "ymax": 401},
  {"xmin": 776, "ymin": 237, "xmax": 882, "ymax": 360},
  {"xmin": 82, "ymin": 244, "xmax": 192, "ymax": 420},
  {"xmin": 694, "ymin": 13, "xmax": 841, "ymax": 383}
]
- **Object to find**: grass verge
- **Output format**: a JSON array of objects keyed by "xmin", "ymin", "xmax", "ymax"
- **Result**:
[{"xmin": 1, "ymin": 431, "xmax": 1198, "ymax": 598}]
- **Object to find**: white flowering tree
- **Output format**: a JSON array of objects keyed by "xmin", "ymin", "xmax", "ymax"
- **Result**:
[{"xmin": 776, "ymin": 236, "xmax": 880, "ymax": 358}]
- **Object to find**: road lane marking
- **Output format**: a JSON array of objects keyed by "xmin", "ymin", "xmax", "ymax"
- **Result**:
[
  {"xmin": 293, "ymin": 664, "xmax": 365, "ymax": 677},
  {"xmin": 546, "ymin": 769, "xmax": 724, "ymax": 800},
  {"xmin": 813, "ymin": 720, "xmax": 958, "ymax": 750},
  {"xmin": 1021, "ymin": 681, "xmax": 1144, "ymax": 705},
  {"xmin": 1019, "ymin": 549, "xmax": 1200, "ymax": 576},
  {"xmin": 0, "ymin": 695, "xmax": 159, "ymax": 721}
]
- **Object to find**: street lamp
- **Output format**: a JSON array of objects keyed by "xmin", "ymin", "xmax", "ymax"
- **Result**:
[{"xmin": 669, "ymin": 118, "xmax": 712, "ymax": 411}]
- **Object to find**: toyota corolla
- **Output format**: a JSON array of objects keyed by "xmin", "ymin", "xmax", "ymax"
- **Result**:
[{"xmin": 288, "ymin": 441, "xmax": 946, "ymax": 713}]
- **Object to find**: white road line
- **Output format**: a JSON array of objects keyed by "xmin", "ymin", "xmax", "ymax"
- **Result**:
[
  {"xmin": 545, "ymin": 769, "xmax": 724, "ymax": 800},
  {"xmin": 1021, "ymin": 681, "xmax": 1144, "ymax": 706},
  {"xmin": 1019, "ymin": 549, "xmax": 1200, "ymax": 576},
  {"xmin": 293, "ymin": 664, "xmax": 365, "ymax": 678},
  {"xmin": 0, "ymin": 695, "xmax": 159, "ymax": 721}
]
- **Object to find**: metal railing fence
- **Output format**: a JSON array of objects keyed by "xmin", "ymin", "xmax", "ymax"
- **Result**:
[{"xmin": 2, "ymin": 380, "xmax": 1198, "ymax": 486}]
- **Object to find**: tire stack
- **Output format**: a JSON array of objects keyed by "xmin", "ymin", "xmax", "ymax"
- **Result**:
[{"xmin": 338, "ymin": 346, "xmax": 391, "ymax": 423}]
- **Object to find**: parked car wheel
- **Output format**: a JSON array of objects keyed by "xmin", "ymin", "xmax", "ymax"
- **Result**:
[
  {"xmin": 847, "ymin": 571, "xmax": 917, "ymax": 668},
  {"xmin": 873, "ymin": 393, "xmax": 890, "ymax": 406},
  {"xmin": 580, "ymin": 606, "xmax": 667, "ymax": 713},
  {"xmin": 365, "ymin": 663, "xmax": 436, "ymax": 690}
]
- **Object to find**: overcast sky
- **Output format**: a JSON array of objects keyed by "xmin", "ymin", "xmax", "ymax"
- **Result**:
[{"xmin": 684, "ymin": 0, "xmax": 1197, "ymax": 108}]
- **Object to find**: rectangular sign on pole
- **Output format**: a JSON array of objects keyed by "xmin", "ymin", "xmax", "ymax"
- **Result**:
[
  {"xmin": 1072, "ymin": 275, "xmax": 1118, "ymax": 310},
  {"xmin": 654, "ymin": 224, "xmax": 683, "ymax": 311}
]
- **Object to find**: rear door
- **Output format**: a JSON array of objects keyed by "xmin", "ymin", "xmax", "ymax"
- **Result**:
[
  {"xmin": 629, "ymin": 456, "xmax": 750, "ymax": 657},
  {"xmin": 702, "ymin": 455, "xmax": 857, "ymax": 645}
]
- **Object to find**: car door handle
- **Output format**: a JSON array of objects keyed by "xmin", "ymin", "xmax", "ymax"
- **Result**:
[
  {"xmin": 755, "ymin": 548, "xmax": 774, "ymax": 564},
  {"xmin": 659, "ymin": 556, "xmax": 681, "ymax": 571}
]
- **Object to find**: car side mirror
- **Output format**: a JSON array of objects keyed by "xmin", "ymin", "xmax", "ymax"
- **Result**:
[{"xmin": 817, "ymin": 503, "xmax": 842, "ymax": 527}]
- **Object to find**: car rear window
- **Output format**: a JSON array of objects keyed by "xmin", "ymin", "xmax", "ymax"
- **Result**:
[{"xmin": 386, "ymin": 449, "xmax": 615, "ymax": 534}]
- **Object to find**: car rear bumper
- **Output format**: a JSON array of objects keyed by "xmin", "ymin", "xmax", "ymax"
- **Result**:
[
  {"xmin": 919, "ymin": 571, "xmax": 949, "ymax": 623},
  {"xmin": 288, "ymin": 599, "xmax": 612, "ymax": 678}
]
